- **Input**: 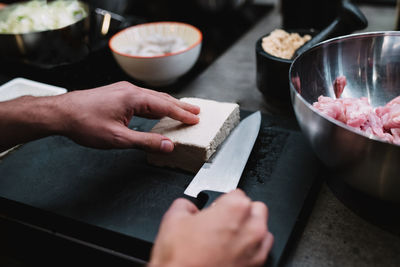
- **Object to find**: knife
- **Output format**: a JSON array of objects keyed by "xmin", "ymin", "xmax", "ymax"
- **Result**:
[{"xmin": 184, "ymin": 111, "xmax": 261, "ymax": 208}]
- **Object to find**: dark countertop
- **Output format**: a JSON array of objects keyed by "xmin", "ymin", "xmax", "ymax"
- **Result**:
[
  {"xmin": 173, "ymin": 3, "xmax": 400, "ymax": 267},
  {"xmin": 0, "ymin": 2, "xmax": 399, "ymax": 266}
]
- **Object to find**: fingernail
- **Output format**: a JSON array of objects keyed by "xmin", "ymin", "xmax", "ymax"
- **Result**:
[
  {"xmin": 193, "ymin": 105, "xmax": 201, "ymax": 114},
  {"xmin": 160, "ymin": 139, "xmax": 174, "ymax": 152}
]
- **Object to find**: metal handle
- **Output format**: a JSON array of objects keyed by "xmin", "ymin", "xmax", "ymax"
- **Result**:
[{"xmin": 293, "ymin": 0, "xmax": 368, "ymax": 59}]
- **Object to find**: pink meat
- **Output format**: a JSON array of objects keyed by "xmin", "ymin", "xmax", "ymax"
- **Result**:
[
  {"xmin": 333, "ymin": 76, "xmax": 347, "ymax": 98},
  {"xmin": 390, "ymin": 128, "xmax": 400, "ymax": 145},
  {"xmin": 313, "ymin": 79, "xmax": 400, "ymax": 145},
  {"xmin": 313, "ymin": 96, "xmax": 346, "ymax": 122},
  {"xmin": 312, "ymin": 96, "xmax": 374, "ymax": 128},
  {"xmin": 376, "ymin": 96, "xmax": 400, "ymax": 129},
  {"xmin": 341, "ymin": 97, "xmax": 372, "ymax": 128}
]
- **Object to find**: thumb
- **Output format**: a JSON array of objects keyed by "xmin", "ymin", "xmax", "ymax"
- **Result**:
[{"xmin": 118, "ymin": 127, "xmax": 174, "ymax": 152}]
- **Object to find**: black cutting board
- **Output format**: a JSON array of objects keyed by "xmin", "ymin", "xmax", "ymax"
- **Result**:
[{"xmin": 0, "ymin": 111, "xmax": 322, "ymax": 266}]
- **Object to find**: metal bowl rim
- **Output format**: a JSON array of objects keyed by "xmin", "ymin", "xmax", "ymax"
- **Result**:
[{"xmin": 289, "ymin": 31, "xmax": 400, "ymax": 148}]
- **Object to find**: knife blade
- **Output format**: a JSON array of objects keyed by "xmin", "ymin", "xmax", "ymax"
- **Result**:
[{"xmin": 184, "ymin": 111, "xmax": 261, "ymax": 207}]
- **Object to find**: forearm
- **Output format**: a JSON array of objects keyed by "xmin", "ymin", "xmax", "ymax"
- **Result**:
[
  {"xmin": 0, "ymin": 82, "xmax": 201, "ymax": 153},
  {"xmin": 0, "ymin": 95, "xmax": 64, "ymax": 152}
]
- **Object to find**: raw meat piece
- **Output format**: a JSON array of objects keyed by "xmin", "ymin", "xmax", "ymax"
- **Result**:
[
  {"xmin": 391, "ymin": 128, "xmax": 400, "ymax": 144},
  {"xmin": 376, "ymin": 96, "xmax": 400, "ymax": 129},
  {"xmin": 333, "ymin": 76, "xmax": 347, "ymax": 98},
  {"xmin": 313, "ymin": 82, "xmax": 400, "ymax": 145},
  {"xmin": 312, "ymin": 96, "xmax": 346, "ymax": 122}
]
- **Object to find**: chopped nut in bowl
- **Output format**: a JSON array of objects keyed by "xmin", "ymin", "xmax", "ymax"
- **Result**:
[
  {"xmin": 255, "ymin": 29, "xmax": 315, "ymax": 114},
  {"xmin": 261, "ymin": 29, "xmax": 312, "ymax": 60}
]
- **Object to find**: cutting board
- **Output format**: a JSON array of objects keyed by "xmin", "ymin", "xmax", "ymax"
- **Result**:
[{"xmin": 0, "ymin": 111, "xmax": 322, "ymax": 266}]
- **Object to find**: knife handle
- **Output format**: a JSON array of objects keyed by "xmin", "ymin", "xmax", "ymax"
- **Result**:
[
  {"xmin": 183, "ymin": 191, "xmax": 224, "ymax": 210},
  {"xmin": 200, "ymin": 190, "xmax": 225, "ymax": 209},
  {"xmin": 199, "ymin": 190, "xmax": 224, "ymax": 209},
  {"xmin": 182, "ymin": 194, "xmax": 206, "ymax": 209}
]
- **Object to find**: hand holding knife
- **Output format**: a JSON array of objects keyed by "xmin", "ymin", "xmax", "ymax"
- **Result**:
[{"xmin": 151, "ymin": 112, "xmax": 273, "ymax": 266}]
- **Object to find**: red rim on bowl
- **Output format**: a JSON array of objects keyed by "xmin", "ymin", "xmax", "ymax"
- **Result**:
[{"xmin": 109, "ymin": 21, "xmax": 203, "ymax": 59}]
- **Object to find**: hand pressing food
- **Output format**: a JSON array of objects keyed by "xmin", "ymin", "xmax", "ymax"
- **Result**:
[
  {"xmin": 147, "ymin": 97, "xmax": 240, "ymax": 173},
  {"xmin": 0, "ymin": 81, "xmax": 273, "ymax": 267}
]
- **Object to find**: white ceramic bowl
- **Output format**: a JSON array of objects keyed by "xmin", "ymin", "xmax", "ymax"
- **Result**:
[{"xmin": 109, "ymin": 21, "xmax": 202, "ymax": 86}]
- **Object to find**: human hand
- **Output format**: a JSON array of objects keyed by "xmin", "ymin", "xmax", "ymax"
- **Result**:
[
  {"xmin": 149, "ymin": 189, "xmax": 274, "ymax": 267},
  {"xmin": 55, "ymin": 81, "xmax": 200, "ymax": 152}
]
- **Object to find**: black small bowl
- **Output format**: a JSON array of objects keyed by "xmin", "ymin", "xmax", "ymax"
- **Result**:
[{"xmin": 255, "ymin": 29, "xmax": 316, "ymax": 114}]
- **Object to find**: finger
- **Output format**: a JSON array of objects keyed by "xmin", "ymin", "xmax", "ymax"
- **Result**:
[
  {"xmin": 109, "ymin": 81, "xmax": 193, "ymax": 115},
  {"xmin": 176, "ymin": 100, "xmax": 201, "ymax": 115},
  {"xmin": 211, "ymin": 189, "xmax": 252, "ymax": 222},
  {"xmin": 242, "ymin": 202, "xmax": 268, "ymax": 243},
  {"xmin": 113, "ymin": 127, "xmax": 174, "ymax": 152},
  {"xmin": 251, "ymin": 232, "xmax": 274, "ymax": 266},
  {"xmin": 209, "ymin": 189, "xmax": 247, "ymax": 208},
  {"xmin": 132, "ymin": 94, "xmax": 200, "ymax": 125},
  {"xmin": 112, "ymin": 83, "xmax": 200, "ymax": 124},
  {"xmin": 244, "ymin": 202, "xmax": 272, "ymax": 266},
  {"xmin": 163, "ymin": 198, "xmax": 199, "ymax": 222},
  {"xmin": 251, "ymin": 201, "xmax": 268, "ymax": 223},
  {"xmin": 162, "ymin": 103, "xmax": 200, "ymax": 125},
  {"xmin": 215, "ymin": 188, "xmax": 247, "ymax": 203},
  {"xmin": 141, "ymin": 88, "xmax": 201, "ymax": 115}
]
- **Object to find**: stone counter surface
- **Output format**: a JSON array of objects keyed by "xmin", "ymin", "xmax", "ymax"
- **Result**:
[{"xmin": 175, "ymin": 4, "xmax": 400, "ymax": 267}]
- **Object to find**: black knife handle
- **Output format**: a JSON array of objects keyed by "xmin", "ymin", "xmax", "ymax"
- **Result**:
[
  {"xmin": 183, "ymin": 191, "xmax": 224, "ymax": 209},
  {"xmin": 201, "ymin": 190, "xmax": 224, "ymax": 209},
  {"xmin": 182, "ymin": 194, "xmax": 206, "ymax": 209}
]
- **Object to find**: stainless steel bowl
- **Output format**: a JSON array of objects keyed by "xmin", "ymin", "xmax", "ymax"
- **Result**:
[
  {"xmin": 290, "ymin": 31, "xmax": 400, "ymax": 203},
  {"xmin": 0, "ymin": 1, "xmax": 90, "ymax": 68},
  {"xmin": 0, "ymin": 1, "xmax": 138, "ymax": 68}
]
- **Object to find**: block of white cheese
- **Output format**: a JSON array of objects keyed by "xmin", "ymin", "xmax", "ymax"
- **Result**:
[{"xmin": 147, "ymin": 97, "xmax": 240, "ymax": 173}]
